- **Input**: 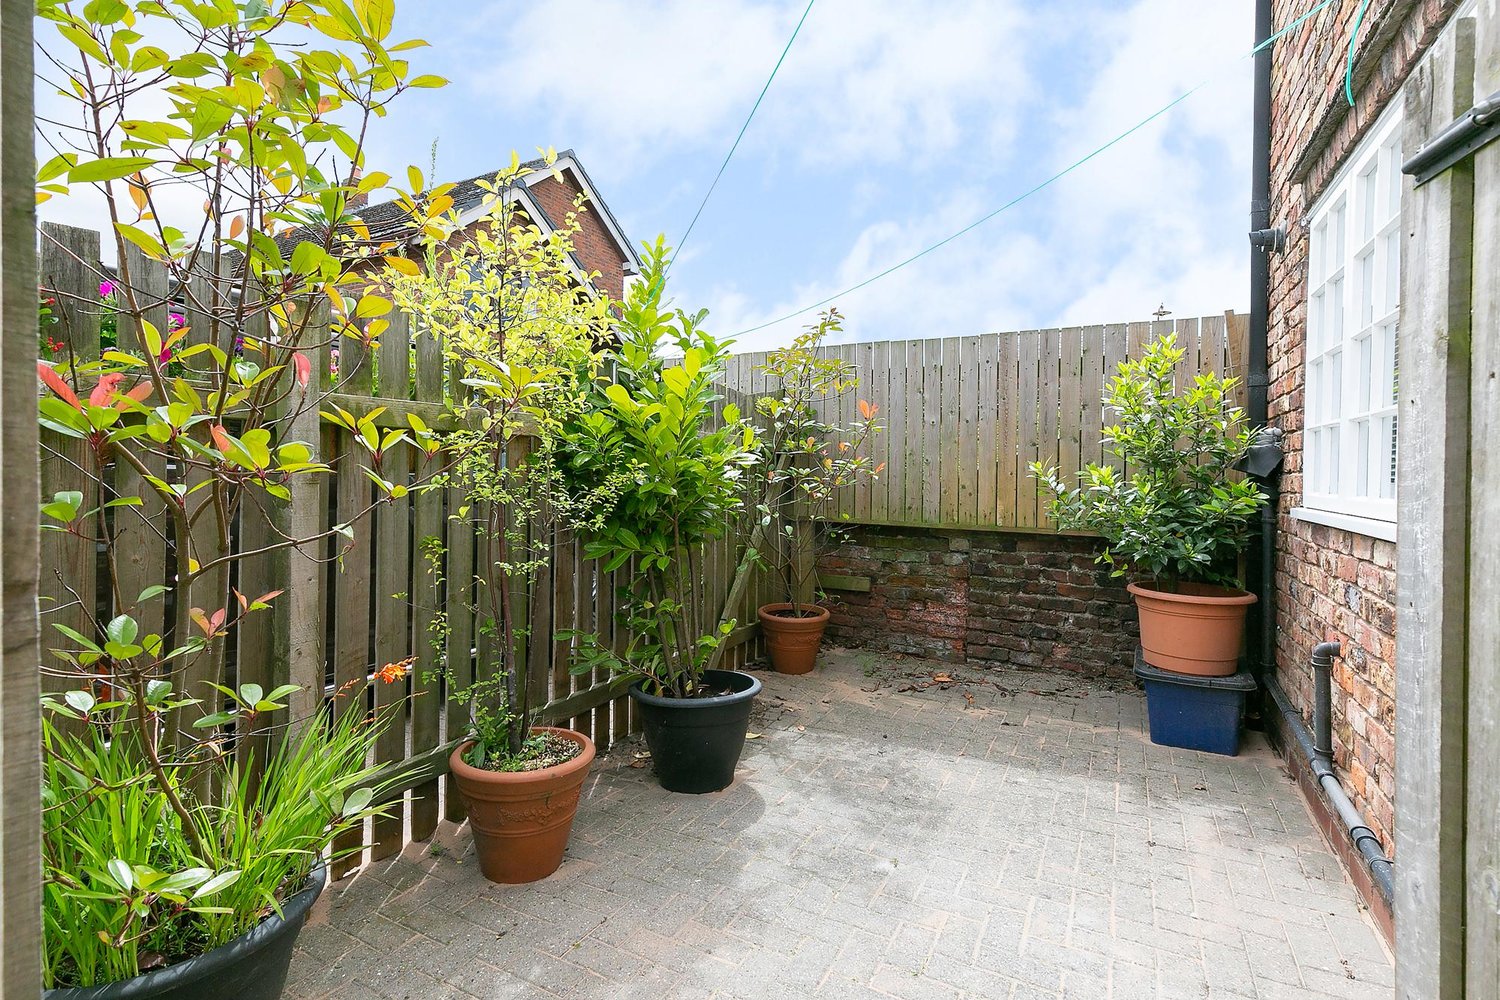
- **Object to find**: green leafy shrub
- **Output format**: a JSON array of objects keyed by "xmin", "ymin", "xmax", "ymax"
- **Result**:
[
  {"xmin": 750, "ymin": 308, "xmax": 881, "ymax": 617},
  {"xmin": 559, "ymin": 239, "xmax": 760, "ymax": 698},
  {"xmin": 1031, "ymin": 334, "xmax": 1267, "ymax": 589}
]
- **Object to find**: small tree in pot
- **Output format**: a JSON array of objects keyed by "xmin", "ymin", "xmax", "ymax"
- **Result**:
[
  {"xmin": 748, "ymin": 309, "xmax": 881, "ymax": 674},
  {"xmin": 34, "ymin": 1, "xmax": 438, "ymax": 995},
  {"xmin": 559, "ymin": 240, "xmax": 762, "ymax": 793},
  {"xmin": 1032, "ymin": 334, "xmax": 1268, "ymax": 676},
  {"xmin": 386, "ymin": 157, "xmax": 626, "ymax": 882}
]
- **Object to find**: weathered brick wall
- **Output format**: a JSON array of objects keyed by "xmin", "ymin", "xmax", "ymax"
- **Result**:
[
  {"xmin": 817, "ymin": 525, "xmax": 1138, "ymax": 678},
  {"xmin": 1266, "ymin": 0, "xmax": 1460, "ymax": 857}
]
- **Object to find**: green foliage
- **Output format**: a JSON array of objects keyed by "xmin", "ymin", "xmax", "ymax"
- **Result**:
[
  {"xmin": 751, "ymin": 309, "xmax": 881, "ymax": 615},
  {"xmin": 1031, "ymin": 334, "xmax": 1267, "ymax": 588},
  {"xmin": 34, "ymin": 1, "xmax": 438, "ymax": 985},
  {"xmin": 558, "ymin": 239, "xmax": 759, "ymax": 698},
  {"xmin": 41, "ymin": 691, "xmax": 391, "ymax": 989},
  {"xmin": 387, "ymin": 154, "xmax": 627, "ymax": 761}
]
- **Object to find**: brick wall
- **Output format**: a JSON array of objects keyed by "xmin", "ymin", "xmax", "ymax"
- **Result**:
[
  {"xmin": 528, "ymin": 172, "xmax": 627, "ymax": 302},
  {"xmin": 1265, "ymin": 0, "xmax": 1460, "ymax": 858},
  {"xmin": 817, "ymin": 525, "xmax": 1139, "ymax": 678}
]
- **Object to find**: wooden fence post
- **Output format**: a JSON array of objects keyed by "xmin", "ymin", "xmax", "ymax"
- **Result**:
[
  {"xmin": 1395, "ymin": 16, "xmax": 1475, "ymax": 1000},
  {"xmin": 1464, "ymin": 3, "xmax": 1499, "ymax": 991},
  {"xmin": 1, "ymin": 0, "xmax": 41, "ymax": 990}
]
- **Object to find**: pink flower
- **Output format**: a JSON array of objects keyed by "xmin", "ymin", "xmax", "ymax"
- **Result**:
[
  {"xmin": 168, "ymin": 312, "xmax": 185, "ymax": 329},
  {"xmin": 98, "ymin": 280, "xmax": 114, "ymax": 298}
]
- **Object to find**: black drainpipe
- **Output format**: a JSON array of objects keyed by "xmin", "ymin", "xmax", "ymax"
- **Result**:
[
  {"xmin": 1248, "ymin": 0, "xmax": 1281, "ymax": 693},
  {"xmin": 1247, "ymin": 0, "xmax": 1393, "ymax": 909},
  {"xmin": 1268, "ymin": 644, "xmax": 1396, "ymax": 904}
]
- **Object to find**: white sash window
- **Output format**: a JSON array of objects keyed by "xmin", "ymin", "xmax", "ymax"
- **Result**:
[{"xmin": 1302, "ymin": 105, "xmax": 1402, "ymax": 528}]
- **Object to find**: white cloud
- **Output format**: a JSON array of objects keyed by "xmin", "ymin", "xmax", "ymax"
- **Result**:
[
  {"xmin": 464, "ymin": 0, "xmax": 1031, "ymax": 169},
  {"xmin": 701, "ymin": 0, "xmax": 1255, "ymax": 351},
  {"xmin": 705, "ymin": 194, "xmax": 1050, "ymax": 352}
]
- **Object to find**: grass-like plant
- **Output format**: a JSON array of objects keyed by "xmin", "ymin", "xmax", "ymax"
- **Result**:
[
  {"xmin": 1032, "ymin": 334, "xmax": 1268, "ymax": 589},
  {"xmin": 40, "ymin": 684, "xmax": 394, "ymax": 989}
]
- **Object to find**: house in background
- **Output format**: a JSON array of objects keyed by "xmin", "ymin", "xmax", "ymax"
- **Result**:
[
  {"xmin": 1255, "ymin": 0, "xmax": 1489, "ymax": 975},
  {"xmin": 342, "ymin": 149, "xmax": 641, "ymax": 301}
]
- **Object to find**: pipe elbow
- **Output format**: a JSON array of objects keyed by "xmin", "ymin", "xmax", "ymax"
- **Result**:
[{"xmin": 1312, "ymin": 641, "xmax": 1342, "ymax": 664}]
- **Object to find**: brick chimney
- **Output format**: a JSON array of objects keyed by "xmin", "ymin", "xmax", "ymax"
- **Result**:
[{"xmin": 346, "ymin": 165, "xmax": 366, "ymax": 211}]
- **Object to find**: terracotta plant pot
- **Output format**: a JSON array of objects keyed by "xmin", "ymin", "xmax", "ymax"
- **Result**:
[
  {"xmin": 757, "ymin": 602, "xmax": 830, "ymax": 674},
  {"xmin": 1128, "ymin": 581, "xmax": 1257, "ymax": 677},
  {"xmin": 448, "ymin": 727, "xmax": 595, "ymax": 884}
]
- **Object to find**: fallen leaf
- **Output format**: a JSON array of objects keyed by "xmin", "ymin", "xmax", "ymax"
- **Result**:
[
  {"xmin": 795, "ymin": 725, "xmax": 805, "ymax": 732},
  {"xmin": 932, "ymin": 673, "xmax": 953, "ymax": 684},
  {"xmin": 746, "ymin": 732, "xmax": 763, "ymax": 740}
]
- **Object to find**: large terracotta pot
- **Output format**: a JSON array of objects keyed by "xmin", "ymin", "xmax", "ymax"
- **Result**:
[
  {"xmin": 1128, "ymin": 582, "xmax": 1257, "ymax": 677},
  {"xmin": 757, "ymin": 602, "xmax": 830, "ymax": 675},
  {"xmin": 43, "ymin": 863, "xmax": 325, "ymax": 1000},
  {"xmin": 448, "ymin": 727, "xmax": 594, "ymax": 884}
]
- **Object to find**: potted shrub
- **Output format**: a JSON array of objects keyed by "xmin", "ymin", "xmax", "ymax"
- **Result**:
[
  {"xmin": 747, "ymin": 309, "xmax": 881, "ymax": 673},
  {"xmin": 1032, "ymin": 334, "xmax": 1268, "ymax": 677},
  {"xmin": 41, "ymin": 679, "xmax": 398, "ymax": 999},
  {"xmin": 560, "ymin": 240, "xmax": 763, "ymax": 793},
  {"xmin": 33, "ymin": 2, "xmax": 438, "ymax": 993},
  {"xmin": 386, "ymin": 157, "xmax": 624, "ymax": 883}
]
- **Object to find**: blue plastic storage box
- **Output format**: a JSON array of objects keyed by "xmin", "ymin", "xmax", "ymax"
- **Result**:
[{"xmin": 1133, "ymin": 651, "xmax": 1256, "ymax": 756}]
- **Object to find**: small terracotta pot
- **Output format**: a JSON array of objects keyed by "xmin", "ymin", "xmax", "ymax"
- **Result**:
[
  {"xmin": 757, "ymin": 602, "xmax": 830, "ymax": 675},
  {"xmin": 448, "ymin": 727, "xmax": 594, "ymax": 884},
  {"xmin": 1128, "ymin": 582, "xmax": 1257, "ymax": 677}
]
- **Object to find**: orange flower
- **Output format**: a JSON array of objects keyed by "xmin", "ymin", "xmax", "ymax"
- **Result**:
[{"xmin": 376, "ymin": 657, "xmax": 415, "ymax": 684}]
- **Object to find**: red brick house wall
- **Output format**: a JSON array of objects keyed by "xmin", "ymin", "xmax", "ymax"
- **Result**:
[
  {"xmin": 1265, "ymin": 0, "xmax": 1462, "ymax": 858},
  {"xmin": 529, "ymin": 172, "xmax": 627, "ymax": 302}
]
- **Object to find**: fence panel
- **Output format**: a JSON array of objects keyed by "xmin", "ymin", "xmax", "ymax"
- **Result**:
[{"xmin": 721, "ymin": 313, "xmax": 1243, "ymax": 533}]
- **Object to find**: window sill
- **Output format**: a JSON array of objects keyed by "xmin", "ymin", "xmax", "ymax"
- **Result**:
[{"xmin": 1290, "ymin": 506, "xmax": 1397, "ymax": 542}]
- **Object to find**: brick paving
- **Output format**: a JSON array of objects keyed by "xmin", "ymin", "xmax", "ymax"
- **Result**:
[{"xmin": 285, "ymin": 650, "xmax": 1393, "ymax": 1000}]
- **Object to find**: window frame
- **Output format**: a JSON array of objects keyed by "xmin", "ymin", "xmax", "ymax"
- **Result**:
[{"xmin": 1301, "ymin": 102, "xmax": 1403, "ymax": 527}]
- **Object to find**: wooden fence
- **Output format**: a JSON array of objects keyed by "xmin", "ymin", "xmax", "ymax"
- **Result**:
[
  {"xmin": 721, "ymin": 313, "xmax": 1249, "ymax": 532},
  {"xmin": 36, "ymin": 222, "xmax": 769, "ymax": 868}
]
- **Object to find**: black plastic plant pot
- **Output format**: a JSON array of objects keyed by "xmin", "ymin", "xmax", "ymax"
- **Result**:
[
  {"xmin": 45, "ymin": 862, "xmax": 326, "ymax": 1000},
  {"xmin": 629, "ymin": 669, "xmax": 762, "ymax": 793}
]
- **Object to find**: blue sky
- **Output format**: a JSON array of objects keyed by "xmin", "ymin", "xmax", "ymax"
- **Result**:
[{"xmin": 39, "ymin": 0, "xmax": 1257, "ymax": 352}]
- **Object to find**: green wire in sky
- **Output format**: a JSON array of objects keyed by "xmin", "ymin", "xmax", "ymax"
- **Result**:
[{"xmin": 734, "ymin": 0, "xmax": 1342, "ymax": 338}]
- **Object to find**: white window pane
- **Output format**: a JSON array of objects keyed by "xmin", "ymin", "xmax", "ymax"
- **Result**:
[
  {"xmin": 1312, "ymin": 220, "xmax": 1327, "ymax": 284},
  {"xmin": 1358, "ymin": 335, "xmax": 1373, "ymax": 412},
  {"xmin": 1334, "ymin": 199, "xmax": 1346, "ymax": 262},
  {"xmin": 1385, "ymin": 142, "xmax": 1403, "ymax": 219},
  {"xmin": 1383, "ymin": 229, "xmax": 1401, "ymax": 313},
  {"xmin": 1358, "ymin": 250, "xmax": 1375, "ymax": 328},
  {"xmin": 1383, "ymin": 415, "xmax": 1398, "ymax": 500},
  {"xmin": 1330, "ymin": 348, "xmax": 1343, "ymax": 418},
  {"xmin": 1309, "ymin": 357, "xmax": 1323, "ymax": 422},
  {"xmin": 1328, "ymin": 425, "xmax": 1341, "ymax": 494},
  {"xmin": 1358, "ymin": 166, "xmax": 1376, "ymax": 243},
  {"xmin": 1309, "ymin": 289, "xmax": 1323, "ymax": 355},
  {"xmin": 1329, "ymin": 275, "xmax": 1344, "ymax": 346},
  {"xmin": 1356, "ymin": 419, "xmax": 1369, "ymax": 497},
  {"xmin": 1387, "ymin": 322, "xmax": 1399, "ymax": 405}
]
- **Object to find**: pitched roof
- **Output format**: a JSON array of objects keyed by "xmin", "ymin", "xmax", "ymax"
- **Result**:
[{"xmin": 330, "ymin": 149, "xmax": 641, "ymax": 273}]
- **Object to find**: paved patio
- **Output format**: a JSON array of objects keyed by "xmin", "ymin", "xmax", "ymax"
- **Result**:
[{"xmin": 285, "ymin": 650, "xmax": 1393, "ymax": 1000}]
